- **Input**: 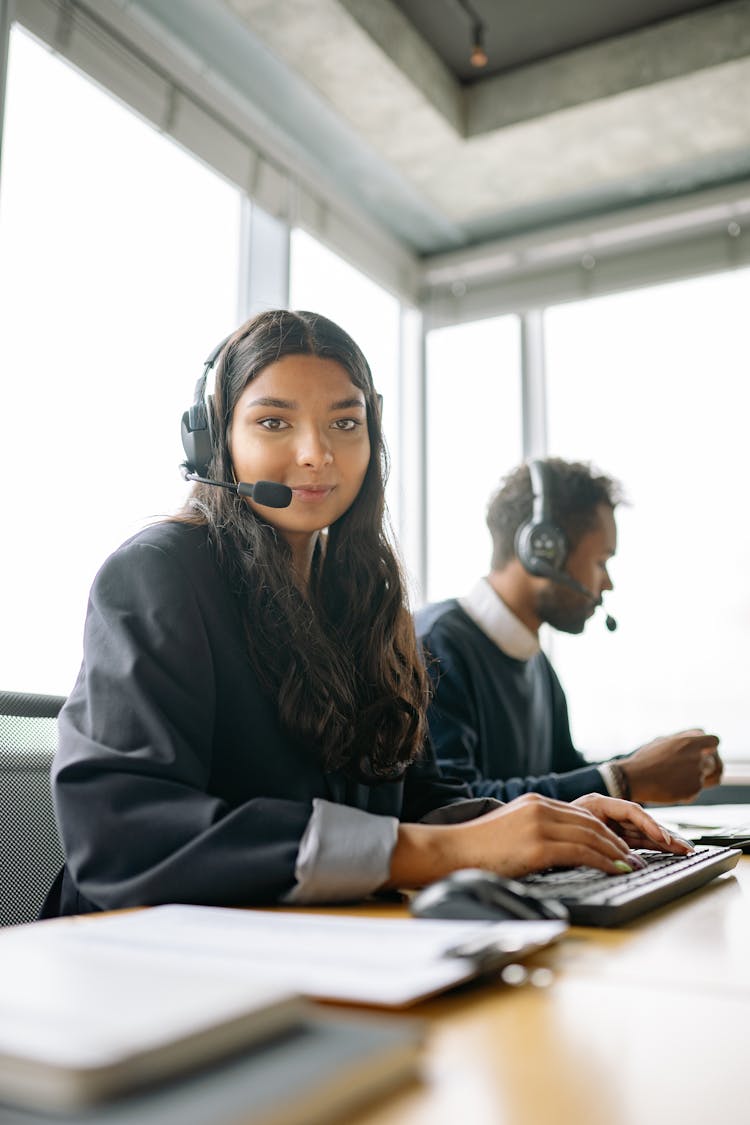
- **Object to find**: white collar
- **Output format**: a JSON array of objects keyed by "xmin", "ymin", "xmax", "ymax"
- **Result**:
[{"xmin": 458, "ymin": 578, "xmax": 540, "ymax": 662}]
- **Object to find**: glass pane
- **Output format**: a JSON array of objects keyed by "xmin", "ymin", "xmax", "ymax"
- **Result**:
[
  {"xmin": 546, "ymin": 268, "xmax": 750, "ymax": 760},
  {"xmin": 425, "ymin": 317, "xmax": 522, "ymax": 602},
  {"xmin": 289, "ymin": 229, "xmax": 402, "ymax": 529},
  {"xmin": 0, "ymin": 27, "xmax": 241, "ymax": 695}
]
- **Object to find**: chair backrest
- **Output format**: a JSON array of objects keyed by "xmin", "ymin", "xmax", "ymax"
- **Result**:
[{"xmin": 0, "ymin": 691, "xmax": 66, "ymax": 927}]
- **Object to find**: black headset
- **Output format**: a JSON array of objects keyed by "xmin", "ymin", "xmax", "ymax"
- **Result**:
[
  {"xmin": 180, "ymin": 333, "xmax": 384, "ymax": 478},
  {"xmin": 514, "ymin": 459, "xmax": 568, "ymax": 578},
  {"xmin": 513, "ymin": 460, "xmax": 617, "ymax": 630},
  {"xmin": 180, "ymin": 335, "xmax": 231, "ymax": 477},
  {"xmin": 179, "ymin": 331, "xmax": 382, "ymax": 511}
]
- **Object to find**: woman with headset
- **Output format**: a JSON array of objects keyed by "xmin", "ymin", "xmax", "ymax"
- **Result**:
[{"xmin": 43, "ymin": 310, "xmax": 686, "ymax": 916}]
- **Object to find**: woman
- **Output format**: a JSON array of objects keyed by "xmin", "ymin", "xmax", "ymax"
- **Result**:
[{"xmin": 44, "ymin": 310, "xmax": 686, "ymax": 916}]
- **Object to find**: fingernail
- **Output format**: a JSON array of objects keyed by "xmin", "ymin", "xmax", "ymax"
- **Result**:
[
  {"xmin": 627, "ymin": 852, "xmax": 647, "ymax": 869},
  {"xmin": 613, "ymin": 860, "xmax": 633, "ymax": 874},
  {"xmin": 660, "ymin": 828, "xmax": 672, "ymax": 845}
]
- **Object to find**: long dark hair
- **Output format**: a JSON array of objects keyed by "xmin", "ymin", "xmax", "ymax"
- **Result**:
[{"xmin": 180, "ymin": 309, "xmax": 427, "ymax": 778}]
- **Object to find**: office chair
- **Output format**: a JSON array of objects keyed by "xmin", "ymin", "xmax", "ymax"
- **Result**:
[{"xmin": 0, "ymin": 691, "xmax": 66, "ymax": 927}]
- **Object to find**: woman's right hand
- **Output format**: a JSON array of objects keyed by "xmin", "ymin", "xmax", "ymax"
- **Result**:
[
  {"xmin": 448, "ymin": 792, "xmax": 647, "ymax": 879},
  {"xmin": 388, "ymin": 792, "xmax": 660, "ymax": 889}
]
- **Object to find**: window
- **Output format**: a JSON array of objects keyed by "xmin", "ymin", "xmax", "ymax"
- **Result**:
[
  {"xmin": 545, "ymin": 268, "xmax": 750, "ymax": 759},
  {"xmin": 289, "ymin": 228, "xmax": 403, "ymax": 529},
  {"xmin": 0, "ymin": 27, "xmax": 241, "ymax": 694},
  {"xmin": 425, "ymin": 316, "xmax": 522, "ymax": 602}
]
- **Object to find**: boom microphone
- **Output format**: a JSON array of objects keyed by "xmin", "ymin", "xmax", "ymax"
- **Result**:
[
  {"xmin": 184, "ymin": 472, "xmax": 292, "ymax": 509},
  {"xmin": 555, "ymin": 571, "xmax": 617, "ymax": 632},
  {"xmin": 535, "ymin": 562, "xmax": 617, "ymax": 632}
]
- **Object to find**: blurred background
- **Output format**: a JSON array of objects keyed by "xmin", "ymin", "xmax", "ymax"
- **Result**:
[{"xmin": 1, "ymin": 0, "xmax": 749, "ymax": 759}]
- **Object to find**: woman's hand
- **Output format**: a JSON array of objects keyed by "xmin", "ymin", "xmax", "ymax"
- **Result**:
[
  {"xmin": 388, "ymin": 791, "xmax": 685, "ymax": 889},
  {"xmin": 572, "ymin": 793, "xmax": 693, "ymax": 856}
]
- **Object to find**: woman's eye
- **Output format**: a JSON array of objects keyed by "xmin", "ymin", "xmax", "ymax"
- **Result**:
[
  {"xmin": 332, "ymin": 418, "xmax": 359, "ymax": 431},
  {"xmin": 259, "ymin": 418, "xmax": 289, "ymax": 431}
]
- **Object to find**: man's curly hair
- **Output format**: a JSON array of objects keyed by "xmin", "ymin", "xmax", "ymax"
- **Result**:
[{"xmin": 487, "ymin": 458, "xmax": 624, "ymax": 569}]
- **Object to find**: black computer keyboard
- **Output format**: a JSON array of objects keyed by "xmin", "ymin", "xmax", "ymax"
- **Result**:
[{"xmin": 519, "ymin": 845, "xmax": 741, "ymax": 926}]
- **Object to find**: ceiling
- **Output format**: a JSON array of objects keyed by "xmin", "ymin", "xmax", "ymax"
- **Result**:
[
  {"xmin": 124, "ymin": 0, "xmax": 750, "ymax": 258},
  {"xmin": 393, "ymin": 0, "xmax": 725, "ymax": 83}
]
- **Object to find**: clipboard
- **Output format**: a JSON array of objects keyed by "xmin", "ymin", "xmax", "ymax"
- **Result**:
[{"xmin": 65, "ymin": 904, "xmax": 568, "ymax": 1007}]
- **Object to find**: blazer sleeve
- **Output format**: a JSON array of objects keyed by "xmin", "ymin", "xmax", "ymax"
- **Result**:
[
  {"xmin": 401, "ymin": 734, "xmax": 479, "ymax": 822},
  {"xmin": 53, "ymin": 536, "xmax": 312, "ymax": 911}
]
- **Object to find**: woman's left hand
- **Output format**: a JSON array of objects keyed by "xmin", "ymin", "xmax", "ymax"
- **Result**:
[{"xmin": 572, "ymin": 794, "xmax": 693, "ymax": 856}]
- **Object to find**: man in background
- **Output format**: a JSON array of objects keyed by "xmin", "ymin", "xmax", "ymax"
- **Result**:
[{"xmin": 415, "ymin": 458, "xmax": 722, "ymax": 804}]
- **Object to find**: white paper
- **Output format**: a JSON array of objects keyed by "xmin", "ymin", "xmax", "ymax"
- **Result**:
[
  {"xmin": 60, "ymin": 905, "xmax": 568, "ymax": 1007},
  {"xmin": 655, "ymin": 803, "xmax": 750, "ymax": 835}
]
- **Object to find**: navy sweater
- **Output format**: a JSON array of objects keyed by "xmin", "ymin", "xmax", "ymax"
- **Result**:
[{"xmin": 415, "ymin": 600, "xmax": 607, "ymax": 802}]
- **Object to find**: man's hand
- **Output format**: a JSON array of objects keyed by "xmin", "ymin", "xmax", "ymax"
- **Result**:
[{"xmin": 619, "ymin": 729, "xmax": 722, "ymax": 804}]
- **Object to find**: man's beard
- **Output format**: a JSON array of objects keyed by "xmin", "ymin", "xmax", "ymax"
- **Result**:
[{"xmin": 535, "ymin": 584, "xmax": 592, "ymax": 634}]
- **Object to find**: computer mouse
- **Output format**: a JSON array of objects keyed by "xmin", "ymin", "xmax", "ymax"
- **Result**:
[{"xmin": 410, "ymin": 868, "xmax": 569, "ymax": 923}]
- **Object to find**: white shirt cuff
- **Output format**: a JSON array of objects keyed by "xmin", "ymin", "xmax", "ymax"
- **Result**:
[
  {"xmin": 598, "ymin": 762, "xmax": 619, "ymax": 798},
  {"xmin": 283, "ymin": 798, "xmax": 399, "ymax": 904}
]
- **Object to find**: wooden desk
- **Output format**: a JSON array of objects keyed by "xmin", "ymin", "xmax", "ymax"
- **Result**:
[{"xmin": 339, "ymin": 858, "xmax": 750, "ymax": 1125}]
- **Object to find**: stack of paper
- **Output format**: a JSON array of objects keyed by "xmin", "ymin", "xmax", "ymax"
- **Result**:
[
  {"xmin": 0, "ymin": 918, "xmax": 305, "ymax": 1111},
  {"xmin": 0, "ymin": 905, "xmax": 566, "ymax": 1120}
]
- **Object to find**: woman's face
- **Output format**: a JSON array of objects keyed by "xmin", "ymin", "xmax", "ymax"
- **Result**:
[{"xmin": 228, "ymin": 354, "xmax": 372, "ymax": 549}]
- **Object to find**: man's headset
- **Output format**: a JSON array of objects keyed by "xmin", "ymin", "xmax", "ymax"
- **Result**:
[
  {"xmin": 180, "ymin": 335, "xmax": 292, "ymax": 509},
  {"xmin": 514, "ymin": 460, "xmax": 567, "ymax": 577},
  {"xmin": 514, "ymin": 460, "xmax": 617, "ymax": 631}
]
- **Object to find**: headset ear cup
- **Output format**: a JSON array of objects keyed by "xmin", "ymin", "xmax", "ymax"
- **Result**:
[
  {"xmin": 181, "ymin": 333, "xmax": 232, "ymax": 480},
  {"xmin": 515, "ymin": 519, "xmax": 567, "ymax": 577},
  {"xmin": 181, "ymin": 392, "xmax": 217, "ymax": 476},
  {"xmin": 180, "ymin": 414, "xmax": 212, "ymax": 477},
  {"xmin": 515, "ymin": 459, "xmax": 568, "ymax": 578}
]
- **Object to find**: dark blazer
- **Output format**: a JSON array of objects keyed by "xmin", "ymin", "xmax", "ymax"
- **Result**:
[{"xmin": 45, "ymin": 522, "xmax": 471, "ymax": 917}]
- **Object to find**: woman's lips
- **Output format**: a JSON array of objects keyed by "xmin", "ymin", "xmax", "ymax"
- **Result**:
[{"xmin": 290, "ymin": 485, "xmax": 334, "ymax": 503}]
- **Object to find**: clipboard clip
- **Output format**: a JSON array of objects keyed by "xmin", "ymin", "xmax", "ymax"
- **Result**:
[{"xmin": 444, "ymin": 927, "xmax": 543, "ymax": 973}]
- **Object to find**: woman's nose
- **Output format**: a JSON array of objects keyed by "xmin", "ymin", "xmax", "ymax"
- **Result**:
[{"xmin": 296, "ymin": 427, "xmax": 333, "ymax": 468}]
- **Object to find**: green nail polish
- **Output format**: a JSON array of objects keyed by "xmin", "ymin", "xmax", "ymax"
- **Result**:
[{"xmin": 613, "ymin": 860, "xmax": 633, "ymax": 874}]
